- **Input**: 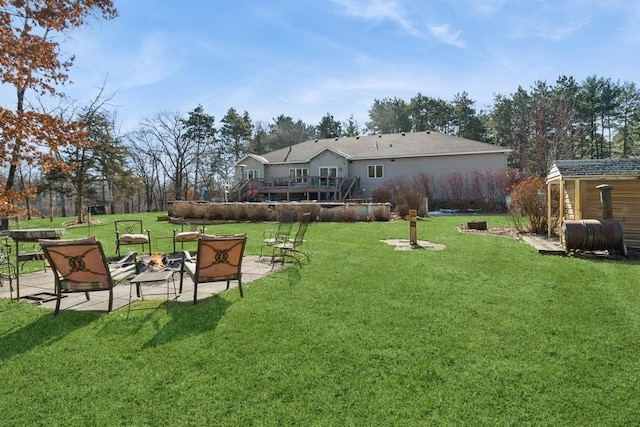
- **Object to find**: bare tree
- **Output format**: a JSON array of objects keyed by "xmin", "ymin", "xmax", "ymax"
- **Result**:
[
  {"xmin": 136, "ymin": 111, "xmax": 198, "ymax": 201},
  {"xmin": 126, "ymin": 128, "xmax": 170, "ymax": 211}
]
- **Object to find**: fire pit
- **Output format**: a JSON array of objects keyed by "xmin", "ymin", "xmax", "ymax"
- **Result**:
[{"xmin": 137, "ymin": 252, "xmax": 185, "ymax": 273}]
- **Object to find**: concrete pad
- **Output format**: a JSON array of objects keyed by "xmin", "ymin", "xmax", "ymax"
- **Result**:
[{"xmin": 381, "ymin": 239, "xmax": 446, "ymax": 251}]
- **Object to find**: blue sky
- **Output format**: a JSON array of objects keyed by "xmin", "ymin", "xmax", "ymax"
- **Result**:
[{"xmin": 57, "ymin": 0, "xmax": 640, "ymax": 132}]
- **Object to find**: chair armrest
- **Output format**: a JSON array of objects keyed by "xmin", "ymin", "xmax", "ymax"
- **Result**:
[
  {"xmin": 109, "ymin": 252, "xmax": 138, "ymax": 268},
  {"xmin": 181, "ymin": 250, "xmax": 193, "ymax": 263}
]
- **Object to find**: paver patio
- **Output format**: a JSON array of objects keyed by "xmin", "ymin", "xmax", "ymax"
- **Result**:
[{"xmin": 0, "ymin": 255, "xmax": 282, "ymax": 314}]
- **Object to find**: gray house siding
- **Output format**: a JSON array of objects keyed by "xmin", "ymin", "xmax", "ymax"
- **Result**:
[
  {"xmin": 350, "ymin": 152, "xmax": 508, "ymax": 197},
  {"xmin": 309, "ymin": 151, "xmax": 347, "ymax": 179},
  {"xmin": 234, "ymin": 131, "xmax": 511, "ymax": 202}
]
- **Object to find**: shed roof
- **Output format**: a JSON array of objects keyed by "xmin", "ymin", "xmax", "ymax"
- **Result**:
[
  {"xmin": 253, "ymin": 131, "xmax": 510, "ymax": 164},
  {"xmin": 547, "ymin": 158, "xmax": 640, "ymax": 182}
]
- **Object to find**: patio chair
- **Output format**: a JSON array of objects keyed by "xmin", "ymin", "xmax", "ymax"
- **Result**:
[
  {"xmin": 179, "ymin": 234, "xmax": 247, "ymax": 304},
  {"xmin": 173, "ymin": 221, "xmax": 206, "ymax": 254},
  {"xmin": 115, "ymin": 219, "xmax": 151, "ymax": 257},
  {"xmin": 272, "ymin": 212, "xmax": 310, "ymax": 267},
  {"xmin": 39, "ymin": 237, "xmax": 138, "ymax": 315},
  {"xmin": 259, "ymin": 210, "xmax": 295, "ymax": 257},
  {"xmin": 0, "ymin": 238, "xmax": 15, "ymax": 299}
]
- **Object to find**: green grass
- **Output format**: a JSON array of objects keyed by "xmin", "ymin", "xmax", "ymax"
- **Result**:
[{"xmin": 1, "ymin": 213, "xmax": 640, "ymax": 425}]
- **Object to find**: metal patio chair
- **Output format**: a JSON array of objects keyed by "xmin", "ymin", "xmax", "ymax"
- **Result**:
[
  {"xmin": 272, "ymin": 212, "xmax": 310, "ymax": 267},
  {"xmin": 115, "ymin": 219, "xmax": 151, "ymax": 257},
  {"xmin": 259, "ymin": 210, "xmax": 295, "ymax": 257},
  {"xmin": 179, "ymin": 234, "xmax": 247, "ymax": 304},
  {"xmin": 39, "ymin": 237, "xmax": 138, "ymax": 315},
  {"xmin": 173, "ymin": 221, "xmax": 206, "ymax": 253}
]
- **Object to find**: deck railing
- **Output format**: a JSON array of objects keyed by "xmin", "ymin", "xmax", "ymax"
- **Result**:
[{"xmin": 229, "ymin": 176, "xmax": 360, "ymax": 201}]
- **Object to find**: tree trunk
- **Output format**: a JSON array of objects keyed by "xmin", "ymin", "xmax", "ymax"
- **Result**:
[{"xmin": 5, "ymin": 87, "xmax": 27, "ymax": 192}]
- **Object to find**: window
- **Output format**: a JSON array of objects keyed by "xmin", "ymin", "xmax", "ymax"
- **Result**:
[
  {"xmin": 244, "ymin": 169, "xmax": 259, "ymax": 180},
  {"xmin": 319, "ymin": 166, "xmax": 337, "ymax": 186},
  {"xmin": 368, "ymin": 164, "xmax": 383, "ymax": 179},
  {"xmin": 289, "ymin": 168, "xmax": 308, "ymax": 184}
]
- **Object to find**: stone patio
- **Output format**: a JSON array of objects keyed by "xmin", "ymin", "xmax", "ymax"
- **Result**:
[{"xmin": 0, "ymin": 255, "xmax": 283, "ymax": 314}]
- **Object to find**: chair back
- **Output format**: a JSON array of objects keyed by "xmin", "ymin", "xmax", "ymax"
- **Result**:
[
  {"xmin": 115, "ymin": 219, "xmax": 144, "ymax": 235},
  {"xmin": 115, "ymin": 219, "xmax": 150, "ymax": 257},
  {"xmin": 40, "ymin": 237, "xmax": 112, "ymax": 290},
  {"xmin": 195, "ymin": 234, "xmax": 247, "ymax": 282},
  {"xmin": 276, "ymin": 211, "xmax": 295, "ymax": 239},
  {"xmin": 292, "ymin": 213, "xmax": 311, "ymax": 246}
]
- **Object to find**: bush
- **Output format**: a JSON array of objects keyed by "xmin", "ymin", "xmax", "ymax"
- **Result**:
[
  {"xmin": 334, "ymin": 206, "xmax": 358, "ymax": 222},
  {"xmin": 204, "ymin": 203, "xmax": 224, "ymax": 220},
  {"xmin": 395, "ymin": 188, "xmax": 425, "ymax": 215},
  {"xmin": 247, "ymin": 203, "xmax": 269, "ymax": 222},
  {"xmin": 372, "ymin": 187, "xmax": 393, "ymax": 203},
  {"xmin": 396, "ymin": 203, "xmax": 410, "ymax": 219},
  {"xmin": 508, "ymin": 176, "xmax": 557, "ymax": 234},
  {"xmin": 373, "ymin": 205, "xmax": 389, "ymax": 221},
  {"xmin": 318, "ymin": 207, "xmax": 335, "ymax": 222},
  {"xmin": 170, "ymin": 202, "xmax": 195, "ymax": 218}
]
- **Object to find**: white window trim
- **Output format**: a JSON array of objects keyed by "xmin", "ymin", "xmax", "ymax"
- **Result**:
[
  {"xmin": 289, "ymin": 168, "xmax": 309, "ymax": 183},
  {"xmin": 368, "ymin": 164, "xmax": 384, "ymax": 179},
  {"xmin": 244, "ymin": 169, "xmax": 259, "ymax": 180}
]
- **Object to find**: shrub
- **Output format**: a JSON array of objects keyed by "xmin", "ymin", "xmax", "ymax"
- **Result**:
[
  {"xmin": 334, "ymin": 206, "xmax": 358, "ymax": 222},
  {"xmin": 306, "ymin": 204, "xmax": 321, "ymax": 221},
  {"xmin": 318, "ymin": 207, "xmax": 335, "ymax": 222},
  {"xmin": 372, "ymin": 187, "xmax": 393, "ymax": 203},
  {"xmin": 234, "ymin": 204, "xmax": 249, "ymax": 221},
  {"xmin": 247, "ymin": 203, "xmax": 269, "ymax": 222},
  {"xmin": 170, "ymin": 202, "xmax": 195, "ymax": 218},
  {"xmin": 396, "ymin": 203, "xmax": 410, "ymax": 219},
  {"xmin": 508, "ymin": 176, "xmax": 557, "ymax": 234},
  {"xmin": 395, "ymin": 188, "xmax": 425, "ymax": 215},
  {"xmin": 373, "ymin": 205, "xmax": 389, "ymax": 221},
  {"xmin": 192, "ymin": 203, "xmax": 209, "ymax": 219}
]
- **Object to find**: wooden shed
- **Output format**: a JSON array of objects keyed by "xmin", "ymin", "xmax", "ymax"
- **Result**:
[{"xmin": 546, "ymin": 159, "xmax": 640, "ymax": 247}]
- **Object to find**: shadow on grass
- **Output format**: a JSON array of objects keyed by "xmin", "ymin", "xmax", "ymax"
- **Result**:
[
  {"xmin": 138, "ymin": 296, "xmax": 233, "ymax": 348},
  {"xmin": 286, "ymin": 266, "xmax": 302, "ymax": 287},
  {"xmin": 0, "ymin": 304, "xmax": 98, "ymax": 362}
]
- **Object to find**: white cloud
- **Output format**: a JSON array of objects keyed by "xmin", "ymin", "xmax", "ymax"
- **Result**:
[
  {"xmin": 332, "ymin": 0, "xmax": 423, "ymax": 38},
  {"xmin": 428, "ymin": 23, "xmax": 465, "ymax": 48},
  {"xmin": 120, "ymin": 33, "xmax": 178, "ymax": 89}
]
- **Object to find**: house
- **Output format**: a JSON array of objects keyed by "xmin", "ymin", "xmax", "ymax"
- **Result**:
[
  {"xmin": 546, "ymin": 158, "xmax": 640, "ymax": 247},
  {"xmin": 233, "ymin": 131, "xmax": 511, "ymax": 204}
]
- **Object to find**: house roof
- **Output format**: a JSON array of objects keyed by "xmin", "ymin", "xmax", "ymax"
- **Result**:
[
  {"xmin": 547, "ymin": 158, "xmax": 640, "ymax": 182},
  {"xmin": 254, "ymin": 131, "xmax": 510, "ymax": 164}
]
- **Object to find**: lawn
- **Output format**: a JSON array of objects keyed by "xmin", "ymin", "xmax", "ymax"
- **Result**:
[{"xmin": 1, "ymin": 212, "xmax": 639, "ymax": 425}]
